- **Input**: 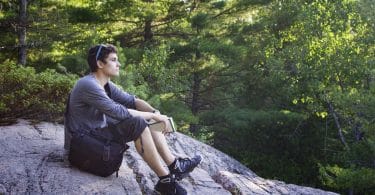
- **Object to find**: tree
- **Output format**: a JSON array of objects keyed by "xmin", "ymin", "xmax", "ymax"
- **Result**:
[
  {"xmin": 18, "ymin": 0, "xmax": 27, "ymax": 65},
  {"xmin": 210, "ymin": 0, "xmax": 375, "ymax": 193}
]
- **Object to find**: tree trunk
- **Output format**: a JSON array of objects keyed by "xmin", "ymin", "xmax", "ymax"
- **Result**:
[
  {"xmin": 189, "ymin": 72, "xmax": 201, "ymax": 133},
  {"xmin": 189, "ymin": 47, "xmax": 202, "ymax": 133},
  {"xmin": 144, "ymin": 19, "xmax": 153, "ymax": 43},
  {"xmin": 143, "ymin": 0, "xmax": 153, "ymax": 43},
  {"xmin": 18, "ymin": 0, "xmax": 27, "ymax": 65},
  {"xmin": 328, "ymin": 102, "xmax": 349, "ymax": 149},
  {"xmin": 191, "ymin": 72, "xmax": 201, "ymax": 115}
]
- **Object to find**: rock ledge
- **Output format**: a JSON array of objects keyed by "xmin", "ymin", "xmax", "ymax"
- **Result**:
[{"xmin": 0, "ymin": 120, "xmax": 337, "ymax": 194}]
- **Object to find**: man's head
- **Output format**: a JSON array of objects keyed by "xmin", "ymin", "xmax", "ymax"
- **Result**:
[{"xmin": 87, "ymin": 44, "xmax": 118, "ymax": 72}]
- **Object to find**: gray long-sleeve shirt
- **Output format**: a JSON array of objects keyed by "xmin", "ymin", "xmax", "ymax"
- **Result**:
[{"xmin": 67, "ymin": 74, "xmax": 136, "ymax": 132}]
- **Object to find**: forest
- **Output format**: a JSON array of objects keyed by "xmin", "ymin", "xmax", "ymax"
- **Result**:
[{"xmin": 0, "ymin": 0, "xmax": 374, "ymax": 194}]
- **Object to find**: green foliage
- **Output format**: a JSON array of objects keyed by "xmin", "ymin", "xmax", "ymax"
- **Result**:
[
  {"xmin": 0, "ymin": 62, "xmax": 77, "ymax": 123},
  {"xmin": 319, "ymin": 164, "xmax": 375, "ymax": 194},
  {"xmin": 160, "ymin": 95, "xmax": 198, "ymax": 133},
  {"xmin": 138, "ymin": 44, "xmax": 175, "ymax": 92},
  {"xmin": 234, "ymin": 0, "xmax": 375, "ymax": 192},
  {"xmin": 67, "ymin": 7, "xmax": 102, "ymax": 23},
  {"xmin": 210, "ymin": 107, "xmax": 321, "ymax": 183},
  {"xmin": 212, "ymin": 1, "xmax": 226, "ymax": 9},
  {"xmin": 60, "ymin": 55, "xmax": 88, "ymax": 75},
  {"xmin": 191, "ymin": 13, "xmax": 209, "ymax": 30}
]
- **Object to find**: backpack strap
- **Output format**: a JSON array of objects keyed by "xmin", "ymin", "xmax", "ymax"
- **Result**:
[
  {"xmin": 104, "ymin": 83, "xmax": 111, "ymax": 98},
  {"xmin": 64, "ymin": 93, "xmax": 73, "ymax": 150},
  {"xmin": 64, "ymin": 93, "xmax": 74, "ymax": 133},
  {"xmin": 64, "ymin": 93, "xmax": 71, "ymax": 116}
]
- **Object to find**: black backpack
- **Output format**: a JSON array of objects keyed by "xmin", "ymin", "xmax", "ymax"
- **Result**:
[
  {"xmin": 64, "ymin": 90, "xmax": 128, "ymax": 177},
  {"xmin": 68, "ymin": 128, "xmax": 128, "ymax": 177}
]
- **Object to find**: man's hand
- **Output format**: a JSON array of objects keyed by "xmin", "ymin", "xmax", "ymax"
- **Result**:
[{"xmin": 152, "ymin": 113, "xmax": 173, "ymax": 134}]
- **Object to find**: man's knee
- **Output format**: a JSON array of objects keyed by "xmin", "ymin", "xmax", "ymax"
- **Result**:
[{"xmin": 130, "ymin": 116, "xmax": 148, "ymax": 141}]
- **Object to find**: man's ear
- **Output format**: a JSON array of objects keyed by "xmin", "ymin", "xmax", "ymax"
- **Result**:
[{"xmin": 97, "ymin": 60, "xmax": 104, "ymax": 69}]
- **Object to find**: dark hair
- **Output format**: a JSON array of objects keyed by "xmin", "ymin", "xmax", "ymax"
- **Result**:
[{"xmin": 87, "ymin": 44, "xmax": 117, "ymax": 72}]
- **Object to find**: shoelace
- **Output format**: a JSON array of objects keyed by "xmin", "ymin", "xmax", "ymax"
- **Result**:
[
  {"xmin": 160, "ymin": 174, "xmax": 176, "ymax": 183},
  {"xmin": 177, "ymin": 158, "xmax": 194, "ymax": 170},
  {"xmin": 160, "ymin": 177, "xmax": 171, "ymax": 183}
]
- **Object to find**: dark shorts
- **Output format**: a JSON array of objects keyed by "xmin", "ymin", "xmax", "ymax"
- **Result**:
[{"xmin": 99, "ymin": 116, "xmax": 147, "ymax": 144}]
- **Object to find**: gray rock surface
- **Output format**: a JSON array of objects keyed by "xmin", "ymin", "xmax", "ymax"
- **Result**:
[{"xmin": 0, "ymin": 119, "xmax": 338, "ymax": 195}]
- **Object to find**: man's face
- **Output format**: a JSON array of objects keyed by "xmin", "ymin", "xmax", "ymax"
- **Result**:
[{"xmin": 100, "ymin": 52, "xmax": 120, "ymax": 77}]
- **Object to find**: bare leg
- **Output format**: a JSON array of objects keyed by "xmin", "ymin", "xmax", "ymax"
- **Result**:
[
  {"xmin": 150, "ymin": 130, "xmax": 176, "ymax": 166},
  {"xmin": 134, "ymin": 127, "xmax": 169, "ymax": 177}
]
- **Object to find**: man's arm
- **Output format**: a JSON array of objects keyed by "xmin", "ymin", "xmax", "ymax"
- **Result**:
[
  {"xmin": 79, "ymin": 79, "xmax": 132, "ymax": 120},
  {"xmin": 131, "ymin": 98, "xmax": 173, "ymax": 133},
  {"xmin": 128, "ymin": 108, "xmax": 172, "ymax": 133},
  {"xmin": 134, "ymin": 98, "xmax": 159, "ymax": 113},
  {"xmin": 128, "ymin": 109, "xmax": 156, "ymax": 120}
]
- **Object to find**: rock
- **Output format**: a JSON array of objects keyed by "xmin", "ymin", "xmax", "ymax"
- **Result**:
[
  {"xmin": 0, "ymin": 184, "xmax": 6, "ymax": 194},
  {"xmin": 0, "ymin": 119, "xmax": 337, "ymax": 194},
  {"xmin": 213, "ymin": 171, "xmax": 338, "ymax": 195}
]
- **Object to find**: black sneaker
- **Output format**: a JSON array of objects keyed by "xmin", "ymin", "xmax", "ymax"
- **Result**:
[
  {"xmin": 169, "ymin": 155, "xmax": 202, "ymax": 180},
  {"xmin": 154, "ymin": 175, "xmax": 187, "ymax": 195}
]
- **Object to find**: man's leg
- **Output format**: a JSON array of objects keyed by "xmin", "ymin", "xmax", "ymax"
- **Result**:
[
  {"xmin": 109, "ymin": 116, "xmax": 187, "ymax": 194},
  {"xmin": 109, "ymin": 116, "xmax": 169, "ymax": 176},
  {"xmin": 149, "ymin": 130, "xmax": 202, "ymax": 181},
  {"xmin": 134, "ymin": 127, "xmax": 187, "ymax": 195},
  {"xmin": 134, "ymin": 127, "xmax": 169, "ymax": 177},
  {"xmin": 149, "ymin": 130, "xmax": 175, "ymax": 165}
]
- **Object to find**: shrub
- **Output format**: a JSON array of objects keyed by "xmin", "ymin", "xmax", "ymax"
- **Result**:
[
  {"xmin": 0, "ymin": 62, "xmax": 77, "ymax": 124},
  {"xmin": 319, "ymin": 164, "xmax": 375, "ymax": 194}
]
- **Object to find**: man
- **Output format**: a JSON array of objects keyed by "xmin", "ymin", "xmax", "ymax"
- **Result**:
[{"xmin": 65, "ymin": 44, "xmax": 201, "ymax": 195}]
